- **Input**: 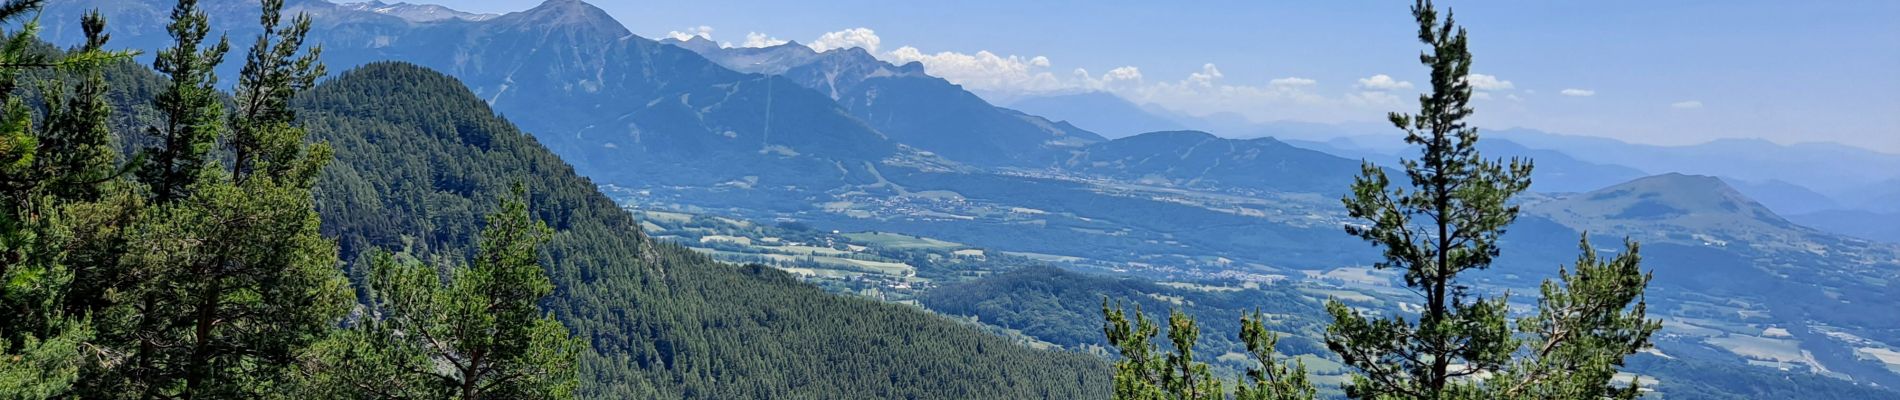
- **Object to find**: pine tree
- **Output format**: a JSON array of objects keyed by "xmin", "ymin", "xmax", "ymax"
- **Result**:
[
  {"xmin": 135, "ymin": 0, "xmax": 226, "ymax": 205},
  {"xmin": 1324, "ymin": 1, "xmax": 1658, "ymax": 398},
  {"xmin": 105, "ymin": 1, "xmax": 350, "ymax": 397},
  {"xmin": 0, "ymin": 2, "xmax": 133, "ymax": 398},
  {"xmin": 1102, "ymin": 301, "xmax": 1311, "ymax": 400},
  {"xmin": 1235, "ymin": 311, "xmax": 1315, "ymax": 400},
  {"xmin": 1489, "ymin": 238, "xmax": 1660, "ymax": 399},
  {"xmin": 301, "ymin": 186, "xmax": 582, "ymax": 399},
  {"xmin": 227, "ymin": 0, "xmax": 325, "ymax": 184}
]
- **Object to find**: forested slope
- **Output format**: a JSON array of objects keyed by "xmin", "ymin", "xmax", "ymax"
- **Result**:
[{"xmin": 277, "ymin": 61, "xmax": 1111, "ymax": 398}]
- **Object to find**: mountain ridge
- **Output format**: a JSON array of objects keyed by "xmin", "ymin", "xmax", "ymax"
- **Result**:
[{"xmin": 662, "ymin": 37, "xmax": 1105, "ymax": 166}]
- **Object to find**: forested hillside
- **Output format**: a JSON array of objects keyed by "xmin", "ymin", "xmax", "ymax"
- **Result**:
[{"xmin": 293, "ymin": 62, "xmax": 1111, "ymax": 398}]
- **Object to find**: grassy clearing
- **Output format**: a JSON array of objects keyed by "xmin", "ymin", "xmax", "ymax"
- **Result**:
[
  {"xmin": 1300, "ymin": 288, "xmax": 1377, "ymax": 303},
  {"xmin": 641, "ymin": 210, "xmax": 694, "ymax": 223},
  {"xmin": 845, "ymin": 232, "xmax": 964, "ymax": 250},
  {"xmin": 1706, "ymin": 335, "xmax": 1806, "ymax": 363},
  {"xmin": 1159, "ymin": 282, "xmax": 1245, "ymax": 292}
]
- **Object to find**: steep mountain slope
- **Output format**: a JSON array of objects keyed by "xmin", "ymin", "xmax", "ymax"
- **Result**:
[
  {"xmin": 1055, "ymin": 130, "xmax": 1365, "ymax": 194},
  {"xmin": 51, "ymin": 0, "xmax": 929, "ymax": 200},
  {"xmin": 1004, "ymin": 92, "xmax": 1186, "ymax": 139},
  {"xmin": 665, "ymin": 39, "xmax": 1106, "ymax": 166},
  {"xmin": 298, "ymin": 62, "xmax": 1111, "ymax": 398}
]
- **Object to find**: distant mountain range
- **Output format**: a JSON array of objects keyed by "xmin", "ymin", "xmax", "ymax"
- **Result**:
[
  {"xmin": 1054, "ymin": 130, "xmax": 1365, "ymax": 195},
  {"xmin": 1008, "ymin": 90, "xmax": 1900, "ymax": 218},
  {"xmin": 1003, "ymin": 92, "xmax": 1185, "ymax": 139},
  {"xmin": 336, "ymin": 1, "xmax": 498, "ymax": 22},
  {"xmin": 663, "ymin": 36, "xmax": 1104, "ymax": 166}
]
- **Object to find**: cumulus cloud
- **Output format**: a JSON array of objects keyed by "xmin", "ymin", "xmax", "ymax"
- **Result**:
[
  {"xmin": 1348, "ymin": 90, "xmax": 1404, "ymax": 106},
  {"xmin": 1269, "ymin": 77, "xmax": 1318, "ymax": 88},
  {"xmin": 1073, "ymin": 66, "xmax": 1145, "ymax": 90},
  {"xmin": 1356, "ymin": 74, "xmax": 1413, "ymax": 91},
  {"xmin": 1671, "ymin": 100, "xmax": 1704, "ymax": 109},
  {"xmin": 886, "ymin": 46, "xmax": 1066, "ymax": 92},
  {"xmin": 741, "ymin": 32, "xmax": 788, "ymax": 48},
  {"xmin": 665, "ymin": 26, "xmax": 714, "ymax": 42},
  {"xmin": 1101, "ymin": 66, "xmax": 1143, "ymax": 83},
  {"xmin": 1464, "ymin": 73, "xmax": 1514, "ymax": 91},
  {"xmin": 1560, "ymin": 88, "xmax": 1595, "ymax": 97},
  {"xmin": 1112, "ymin": 63, "xmax": 1339, "ymax": 120},
  {"xmin": 1186, "ymin": 63, "xmax": 1224, "ymax": 87},
  {"xmin": 809, "ymin": 28, "xmax": 882, "ymax": 53}
]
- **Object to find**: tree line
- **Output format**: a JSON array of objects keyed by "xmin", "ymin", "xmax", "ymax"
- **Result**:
[{"xmin": 1097, "ymin": 1, "xmax": 1660, "ymax": 399}]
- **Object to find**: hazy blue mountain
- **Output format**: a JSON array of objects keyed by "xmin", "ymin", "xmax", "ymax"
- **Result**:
[
  {"xmin": 1475, "ymin": 139, "xmax": 1648, "ymax": 193},
  {"xmin": 1003, "ymin": 92, "xmax": 1185, "ymax": 139},
  {"xmin": 1722, "ymin": 178, "xmax": 1843, "ymax": 215},
  {"xmin": 1493, "ymin": 128, "xmax": 1900, "ymax": 201},
  {"xmin": 664, "ymin": 38, "xmax": 1106, "ymax": 166},
  {"xmin": 1055, "ymin": 130, "xmax": 1365, "ymax": 194},
  {"xmin": 1789, "ymin": 210, "xmax": 1900, "ymax": 243},
  {"xmin": 1530, "ymin": 173, "xmax": 1797, "ymax": 235},
  {"xmin": 1291, "ymin": 133, "xmax": 1651, "ymax": 194},
  {"xmin": 1833, "ymin": 178, "xmax": 1900, "ymax": 214}
]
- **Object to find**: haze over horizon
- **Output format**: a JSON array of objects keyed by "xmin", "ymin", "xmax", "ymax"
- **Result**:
[{"xmin": 401, "ymin": 0, "xmax": 1900, "ymax": 153}]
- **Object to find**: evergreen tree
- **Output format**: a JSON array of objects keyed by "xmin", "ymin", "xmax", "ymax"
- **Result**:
[
  {"xmin": 227, "ymin": 0, "xmax": 325, "ymax": 184},
  {"xmin": 302, "ymin": 187, "xmax": 581, "ymax": 400},
  {"xmin": 103, "ymin": 1, "xmax": 350, "ymax": 397},
  {"xmin": 0, "ymin": 2, "xmax": 133, "ymax": 398},
  {"xmin": 1324, "ymin": 1, "xmax": 1658, "ymax": 398},
  {"xmin": 134, "ymin": 0, "xmax": 226, "ymax": 205},
  {"xmin": 1102, "ymin": 301, "xmax": 1312, "ymax": 400},
  {"xmin": 1488, "ymin": 238, "xmax": 1660, "ymax": 399},
  {"xmin": 1235, "ymin": 311, "xmax": 1315, "ymax": 400}
]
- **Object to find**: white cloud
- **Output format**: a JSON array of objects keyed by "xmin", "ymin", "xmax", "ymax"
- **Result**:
[
  {"xmin": 1356, "ymin": 74, "xmax": 1413, "ymax": 91},
  {"xmin": 1187, "ymin": 63, "xmax": 1224, "ymax": 87},
  {"xmin": 885, "ymin": 46, "xmax": 1066, "ymax": 92},
  {"xmin": 1069, "ymin": 66, "xmax": 1146, "ymax": 92},
  {"xmin": 1103, "ymin": 66, "xmax": 1142, "ymax": 82},
  {"xmin": 665, "ymin": 26, "xmax": 714, "ymax": 42},
  {"xmin": 740, "ymin": 32, "xmax": 788, "ymax": 48},
  {"xmin": 766, "ymin": 27, "xmax": 1440, "ymax": 123},
  {"xmin": 809, "ymin": 28, "xmax": 882, "ymax": 53},
  {"xmin": 1464, "ymin": 73, "xmax": 1514, "ymax": 91},
  {"xmin": 1269, "ymin": 77, "xmax": 1318, "ymax": 88},
  {"xmin": 1347, "ymin": 90, "xmax": 1404, "ymax": 106},
  {"xmin": 1671, "ymin": 100, "xmax": 1703, "ymax": 109},
  {"xmin": 1112, "ymin": 63, "xmax": 1339, "ymax": 120},
  {"xmin": 1560, "ymin": 88, "xmax": 1595, "ymax": 97}
]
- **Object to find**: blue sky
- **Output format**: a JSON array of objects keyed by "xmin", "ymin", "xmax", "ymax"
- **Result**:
[{"xmin": 420, "ymin": 0, "xmax": 1899, "ymax": 151}]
